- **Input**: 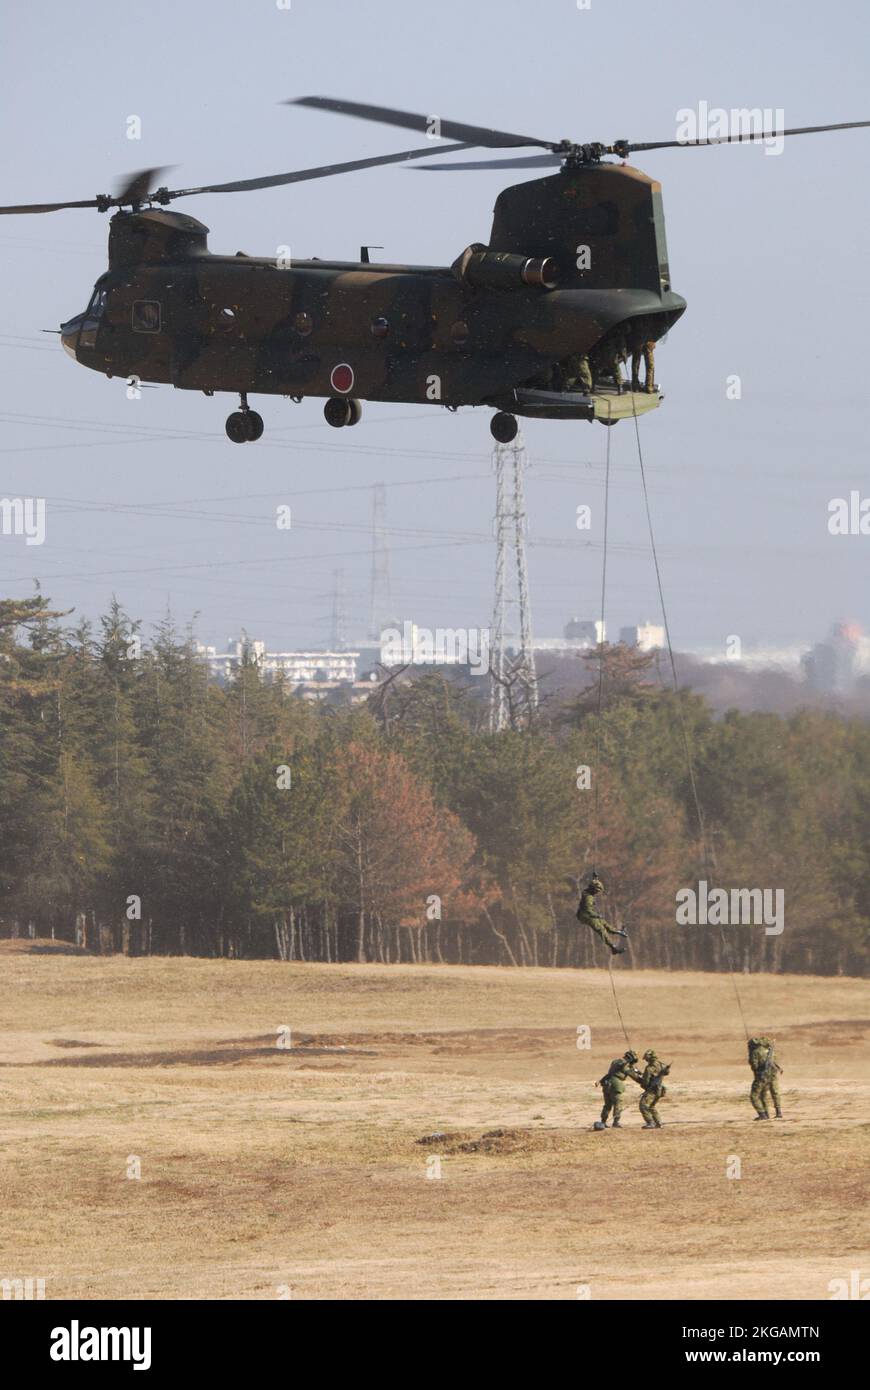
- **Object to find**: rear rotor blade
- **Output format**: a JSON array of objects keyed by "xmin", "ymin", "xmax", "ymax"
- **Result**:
[
  {"xmin": 629, "ymin": 118, "xmax": 870, "ymax": 152},
  {"xmin": 289, "ymin": 95, "xmax": 552, "ymax": 149}
]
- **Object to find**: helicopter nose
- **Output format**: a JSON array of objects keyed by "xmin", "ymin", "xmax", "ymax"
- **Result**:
[{"xmin": 60, "ymin": 314, "xmax": 83, "ymax": 359}]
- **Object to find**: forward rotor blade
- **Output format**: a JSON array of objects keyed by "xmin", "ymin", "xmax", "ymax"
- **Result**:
[
  {"xmin": 412, "ymin": 153, "xmax": 563, "ymax": 171},
  {"xmin": 115, "ymin": 167, "xmax": 174, "ymax": 205},
  {"xmin": 629, "ymin": 118, "xmax": 870, "ymax": 152},
  {"xmin": 289, "ymin": 95, "xmax": 551, "ymax": 149},
  {"xmin": 0, "ymin": 198, "xmax": 102, "ymax": 215},
  {"xmin": 162, "ymin": 141, "xmax": 479, "ymax": 199}
]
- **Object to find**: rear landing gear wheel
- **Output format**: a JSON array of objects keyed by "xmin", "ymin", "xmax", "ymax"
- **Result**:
[
  {"xmin": 346, "ymin": 398, "xmax": 362, "ymax": 426},
  {"xmin": 490, "ymin": 411, "xmax": 518, "ymax": 443},
  {"xmin": 243, "ymin": 410, "xmax": 264, "ymax": 441},
  {"xmin": 324, "ymin": 397, "xmax": 352, "ymax": 428},
  {"xmin": 225, "ymin": 411, "xmax": 249, "ymax": 444}
]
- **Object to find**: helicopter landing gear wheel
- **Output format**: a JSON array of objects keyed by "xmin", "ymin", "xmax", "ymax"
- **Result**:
[
  {"xmin": 225, "ymin": 411, "xmax": 249, "ymax": 444},
  {"xmin": 346, "ymin": 398, "xmax": 362, "ymax": 426},
  {"xmin": 490, "ymin": 411, "xmax": 518, "ymax": 444},
  {"xmin": 324, "ymin": 397, "xmax": 353, "ymax": 428},
  {"xmin": 243, "ymin": 410, "xmax": 264, "ymax": 441}
]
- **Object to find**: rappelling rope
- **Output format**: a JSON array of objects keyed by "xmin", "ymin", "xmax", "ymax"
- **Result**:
[
  {"xmin": 592, "ymin": 409, "xmax": 612, "ymax": 872},
  {"xmin": 592, "ymin": 406, "xmax": 634, "ymax": 1050},
  {"xmin": 630, "ymin": 399, "xmax": 750, "ymax": 1042},
  {"xmin": 607, "ymin": 955, "xmax": 632, "ymax": 1047}
]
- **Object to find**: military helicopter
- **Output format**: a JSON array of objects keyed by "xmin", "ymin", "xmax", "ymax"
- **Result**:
[{"xmin": 4, "ymin": 99, "xmax": 868, "ymax": 443}]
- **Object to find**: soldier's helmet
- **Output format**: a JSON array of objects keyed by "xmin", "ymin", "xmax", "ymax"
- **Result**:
[
  {"xmin": 588, "ymin": 876, "xmax": 604, "ymax": 892},
  {"xmin": 643, "ymin": 1049, "xmax": 657, "ymax": 1062},
  {"xmin": 624, "ymin": 1049, "xmax": 638, "ymax": 1064}
]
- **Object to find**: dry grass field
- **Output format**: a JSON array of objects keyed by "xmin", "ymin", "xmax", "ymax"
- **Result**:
[{"xmin": 1, "ymin": 939, "xmax": 867, "ymax": 1301}]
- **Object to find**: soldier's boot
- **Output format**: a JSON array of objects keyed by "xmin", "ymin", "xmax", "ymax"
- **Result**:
[
  {"xmin": 754, "ymin": 1113, "xmax": 770, "ymax": 1120},
  {"xmin": 775, "ymin": 1109, "xmax": 783, "ymax": 1119},
  {"xmin": 641, "ymin": 1122, "xmax": 656, "ymax": 1129},
  {"xmin": 612, "ymin": 1120, "xmax": 622, "ymax": 1128},
  {"xmin": 631, "ymin": 378, "xmax": 641, "ymax": 392}
]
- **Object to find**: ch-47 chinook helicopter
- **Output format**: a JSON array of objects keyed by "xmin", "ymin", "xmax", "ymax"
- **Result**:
[{"xmin": 4, "ymin": 99, "xmax": 868, "ymax": 443}]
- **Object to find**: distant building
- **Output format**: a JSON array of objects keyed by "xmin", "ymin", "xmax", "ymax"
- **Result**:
[
  {"xmin": 803, "ymin": 622, "xmax": 869, "ymax": 695},
  {"xmin": 196, "ymin": 637, "xmax": 359, "ymax": 691},
  {"xmin": 564, "ymin": 617, "xmax": 605, "ymax": 645},
  {"xmin": 620, "ymin": 621, "xmax": 665, "ymax": 652},
  {"xmin": 691, "ymin": 642, "xmax": 805, "ymax": 672}
]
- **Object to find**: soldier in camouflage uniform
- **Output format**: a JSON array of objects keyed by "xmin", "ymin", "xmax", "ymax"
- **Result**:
[
  {"xmin": 561, "ymin": 351, "xmax": 593, "ymax": 393},
  {"xmin": 597, "ymin": 1049, "xmax": 643, "ymax": 1127},
  {"xmin": 576, "ymin": 875, "xmax": 628, "ymax": 955},
  {"xmin": 591, "ymin": 332, "xmax": 627, "ymax": 394},
  {"xmin": 638, "ymin": 1048, "xmax": 670, "ymax": 1128},
  {"xmin": 631, "ymin": 338, "xmax": 656, "ymax": 393},
  {"xmin": 748, "ymin": 1036, "xmax": 783, "ymax": 1119}
]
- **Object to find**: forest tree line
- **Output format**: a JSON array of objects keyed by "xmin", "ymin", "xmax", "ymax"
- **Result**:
[{"xmin": 1, "ymin": 594, "xmax": 867, "ymax": 974}]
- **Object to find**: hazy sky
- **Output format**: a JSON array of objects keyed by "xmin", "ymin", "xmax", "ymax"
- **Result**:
[{"xmin": 1, "ymin": 0, "xmax": 869, "ymax": 655}]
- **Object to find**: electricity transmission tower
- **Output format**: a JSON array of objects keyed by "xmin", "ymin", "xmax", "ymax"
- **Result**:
[
  {"xmin": 330, "ymin": 568, "xmax": 348, "ymax": 650},
  {"xmin": 368, "ymin": 482, "xmax": 391, "ymax": 641},
  {"xmin": 489, "ymin": 434, "xmax": 538, "ymax": 731}
]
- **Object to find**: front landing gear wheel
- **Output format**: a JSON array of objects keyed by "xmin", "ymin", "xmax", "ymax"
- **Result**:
[
  {"xmin": 490, "ymin": 411, "xmax": 518, "ymax": 443},
  {"xmin": 243, "ymin": 410, "xmax": 264, "ymax": 441},
  {"xmin": 324, "ymin": 397, "xmax": 352, "ymax": 428},
  {"xmin": 226, "ymin": 411, "xmax": 248, "ymax": 444}
]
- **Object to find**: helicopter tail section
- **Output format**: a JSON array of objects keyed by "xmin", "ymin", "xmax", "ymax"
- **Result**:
[{"xmin": 488, "ymin": 164, "xmax": 672, "ymax": 297}]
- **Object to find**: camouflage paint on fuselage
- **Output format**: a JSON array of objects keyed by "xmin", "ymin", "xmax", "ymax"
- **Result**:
[{"xmin": 60, "ymin": 165, "xmax": 686, "ymax": 414}]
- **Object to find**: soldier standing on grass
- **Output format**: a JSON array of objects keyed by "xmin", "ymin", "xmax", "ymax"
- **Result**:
[
  {"xmin": 594, "ymin": 1050, "xmax": 643, "ymax": 1129},
  {"xmin": 638, "ymin": 1048, "xmax": 670, "ymax": 1128},
  {"xmin": 748, "ymin": 1036, "xmax": 784, "ymax": 1119}
]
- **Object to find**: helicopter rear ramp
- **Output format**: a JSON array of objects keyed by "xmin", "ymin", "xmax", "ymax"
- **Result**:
[{"xmin": 509, "ymin": 385, "xmax": 663, "ymax": 425}]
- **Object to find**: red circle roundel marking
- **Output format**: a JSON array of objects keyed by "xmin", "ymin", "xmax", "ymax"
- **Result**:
[{"xmin": 330, "ymin": 363, "xmax": 354, "ymax": 393}]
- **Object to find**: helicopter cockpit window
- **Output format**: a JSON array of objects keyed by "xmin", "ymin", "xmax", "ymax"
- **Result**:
[
  {"xmin": 86, "ymin": 286, "xmax": 108, "ymax": 320},
  {"xmin": 132, "ymin": 300, "xmax": 161, "ymax": 333}
]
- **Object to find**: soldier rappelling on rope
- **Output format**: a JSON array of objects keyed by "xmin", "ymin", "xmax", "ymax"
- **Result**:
[{"xmin": 576, "ymin": 875, "xmax": 628, "ymax": 955}]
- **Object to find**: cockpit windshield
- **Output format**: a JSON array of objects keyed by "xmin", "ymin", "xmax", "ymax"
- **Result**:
[{"xmin": 86, "ymin": 285, "xmax": 108, "ymax": 320}]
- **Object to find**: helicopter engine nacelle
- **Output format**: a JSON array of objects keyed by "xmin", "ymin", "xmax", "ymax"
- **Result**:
[{"xmin": 451, "ymin": 243, "xmax": 558, "ymax": 291}]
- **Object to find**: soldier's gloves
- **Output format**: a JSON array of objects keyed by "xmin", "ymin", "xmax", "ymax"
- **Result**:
[{"xmin": 615, "ymin": 929, "xmax": 628, "ymax": 937}]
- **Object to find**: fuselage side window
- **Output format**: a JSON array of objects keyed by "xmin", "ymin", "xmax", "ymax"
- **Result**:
[{"xmin": 132, "ymin": 300, "xmax": 161, "ymax": 333}]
